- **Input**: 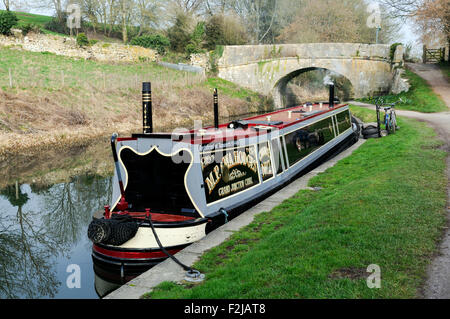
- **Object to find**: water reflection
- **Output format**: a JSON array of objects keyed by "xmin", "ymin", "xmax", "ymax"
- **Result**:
[{"xmin": 0, "ymin": 175, "xmax": 112, "ymax": 298}]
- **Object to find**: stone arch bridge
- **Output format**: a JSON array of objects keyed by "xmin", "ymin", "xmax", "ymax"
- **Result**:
[{"xmin": 216, "ymin": 43, "xmax": 407, "ymax": 108}]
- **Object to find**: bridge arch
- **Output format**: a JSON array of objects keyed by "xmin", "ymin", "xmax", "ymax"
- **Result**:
[{"xmin": 272, "ymin": 66, "xmax": 355, "ymax": 108}]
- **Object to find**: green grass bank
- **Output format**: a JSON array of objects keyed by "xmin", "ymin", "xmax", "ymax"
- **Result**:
[
  {"xmin": 358, "ymin": 68, "xmax": 447, "ymax": 113},
  {"xmin": 143, "ymin": 107, "xmax": 447, "ymax": 299}
]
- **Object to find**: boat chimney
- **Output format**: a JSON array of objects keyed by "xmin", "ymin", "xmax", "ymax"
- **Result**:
[
  {"xmin": 328, "ymin": 83, "xmax": 335, "ymax": 108},
  {"xmin": 213, "ymin": 88, "xmax": 219, "ymax": 129},
  {"xmin": 142, "ymin": 82, "xmax": 152, "ymax": 134}
]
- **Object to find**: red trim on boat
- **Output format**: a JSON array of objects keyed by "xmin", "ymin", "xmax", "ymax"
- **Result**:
[
  {"xmin": 112, "ymin": 212, "xmax": 196, "ymax": 222},
  {"xmin": 93, "ymin": 244, "xmax": 182, "ymax": 259},
  {"xmin": 117, "ymin": 137, "xmax": 138, "ymax": 142}
]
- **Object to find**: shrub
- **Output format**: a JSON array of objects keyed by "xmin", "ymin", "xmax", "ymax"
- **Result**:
[
  {"xmin": 208, "ymin": 45, "xmax": 224, "ymax": 75},
  {"xmin": 185, "ymin": 22, "xmax": 205, "ymax": 56},
  {"xmin": 89, "ymin": 39, "xmax": 98, "ymax": 46},
  {"xmin": 76, "ymin": 33, "xmax": 89, "ymax": 47},
  {"xmin": 204, "ymin": 14, "xmax": 248, "ymax": 50},
  {"xmin": 44, "ymin": 15, "xmax": 70, "ymax": 35},
  {"xmin": 390, "ymin": 42, "xmax": 402, "ymax": 61},
  {"xmin": 167, "ymin": 12, "xmax": 193, "ymax": 53},
  {"xmin": 18, "ymin": 23, "xmax": 40, "ymax": 36},
  {"xmin": 0, "ymin": 11, "xmax": 18, "ymax": 35},
  {"xmin": 130, "ymin": 34, "xmax": 170, "ymax": 54}
]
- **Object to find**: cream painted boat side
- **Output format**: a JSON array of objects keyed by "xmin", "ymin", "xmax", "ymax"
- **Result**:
[{"xmin": 116, "ymin": 223, "xmax": 207, "ymax": 249}]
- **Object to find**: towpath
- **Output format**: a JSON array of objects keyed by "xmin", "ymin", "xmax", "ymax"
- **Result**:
[{"xmin": 351, "ymin": 62, "xmax": 450, "ymax": 298}]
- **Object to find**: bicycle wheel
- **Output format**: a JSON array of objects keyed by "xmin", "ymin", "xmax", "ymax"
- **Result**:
[
  {"xmin": 389, "ymin": 111, "xmax": 396, "ymax": 134},
  {"xmin": 391, "ymin": 110, "xmax": 398, "ymax": 131},
  {"xmin": 384, "ymin": 114, "xmax": 392, "ymax": 134}
]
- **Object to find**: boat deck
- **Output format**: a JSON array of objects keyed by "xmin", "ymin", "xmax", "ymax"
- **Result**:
[
  {"xmin": 242, "ymin": 102, "xmax": 345, "ymax": 128},
  {"xmin": 188, "ymin": 102, "xmax": 347, "ymax": 143},
  {"xmin": 128, "ymin": 102, "xmax": 348, "ymax": 144}
]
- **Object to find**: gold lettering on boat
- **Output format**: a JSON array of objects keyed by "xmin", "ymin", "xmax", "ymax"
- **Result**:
[{"xmin": 202, "ymin": 146, "xmax": 259, "ymax": 200}]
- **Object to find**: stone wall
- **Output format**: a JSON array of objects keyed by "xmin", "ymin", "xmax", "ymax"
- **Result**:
[
  {"xmin": 391, "ymin": 67, "xmax": 411, "ymax": 94},
  {"xmin": 189, "ymin": 52, "xmax": 210, "ymax": 72},
  {"xmin": 0, "ymin": 31, "xmax": 157, "ymax": 63}
]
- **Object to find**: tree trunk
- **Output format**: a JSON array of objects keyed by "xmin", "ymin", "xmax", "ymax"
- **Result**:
[{"xmin": 121, "ymin": 0, "xmax": 128, "ymax": 43}]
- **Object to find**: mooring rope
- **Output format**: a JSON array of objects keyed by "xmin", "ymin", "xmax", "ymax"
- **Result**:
[{"xmin": 146, "ymin": 213, "xmax": 199, "ymax": 275}]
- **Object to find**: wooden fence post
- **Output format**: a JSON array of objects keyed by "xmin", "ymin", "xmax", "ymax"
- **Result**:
[{"xmin": 8, "ymin": 68, "xmax": 13, "ymax": 88}]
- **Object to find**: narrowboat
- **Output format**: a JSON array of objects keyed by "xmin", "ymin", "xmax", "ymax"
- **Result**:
[{"xmin": 88, "ymin": 82, "xmax": 360, "ymax": 274}]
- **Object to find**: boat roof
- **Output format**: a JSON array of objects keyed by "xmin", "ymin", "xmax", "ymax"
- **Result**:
[{"xmin": 127, "ymin": 102, "xmax": 348, "ymax": 144}]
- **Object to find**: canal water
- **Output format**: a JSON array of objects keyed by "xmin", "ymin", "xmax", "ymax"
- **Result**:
[{"xmin": 0, "ymin": 138, "xmax": 121, "ymax": 299}]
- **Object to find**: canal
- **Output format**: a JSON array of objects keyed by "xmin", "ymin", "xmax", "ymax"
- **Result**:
[{"xmin": 0, "ymin": 138, "xmax": 122, "ymax": 298}]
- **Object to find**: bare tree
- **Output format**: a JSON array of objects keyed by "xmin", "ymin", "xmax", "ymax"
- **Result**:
[
  {"xmin": 30, "ymin": 0, "xmax": 68, "ymax": 22},
  {"xmin": 277, "ymin": 0, "xmax": 397, "ymax": 44},
  {"xmin": 415, "ymin": 0, "xmax": 450, "ymax": 46},
  {"xmin": 135, "ymin": 0, "xmax": 161, "ymax": 35},
  {"xmin": 380, "ymin": 0, "xmax": 449, "ymax": 47},
  {"xmin": 378, "ymin": 0, "xmax": 422, "ymax": 18},
  {"xmin": 119, "ymin": 0, "xmax": 129, "ymax": 42},
  {"xmin": 106, "ymin": 0, "xmax": 119, "ymax": 36},
  {"xmin": 51, "ymin": 0, "xmax": 66, "ymax": 22},
  {"xmin": 171, "ymin": 0, "xmax": 205, "ymax": 13},
  {"xmin": 225, "ymin": 0, "xmax": 279, "ymax": 44},
  {"xmin": 2, "ymin": 0, "xmax": 10, "ymax": 11}
]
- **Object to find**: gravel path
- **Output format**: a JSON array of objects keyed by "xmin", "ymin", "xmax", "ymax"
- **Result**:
[{"xmin": 349, "ymin": 62, "xmax": 450, "ymax": 298}]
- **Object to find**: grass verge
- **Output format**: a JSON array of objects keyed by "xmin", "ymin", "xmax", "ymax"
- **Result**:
[
  {"xmin": 358, "ymin": 68, "xmax": 448, "ymax": 113},
  {"xmin": 437, "ymin": 61, "xmax": 450, "ymax": 82},
  {"xmin": 143, "ymin": 107, "xmax": 447, "ymax": 299},
  {"xmin": 349, "ymin": 105, "xmax": 378, "ymax": 123}
]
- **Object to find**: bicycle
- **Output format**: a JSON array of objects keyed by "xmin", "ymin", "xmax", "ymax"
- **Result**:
[{"xmin": 375, "ymin": 97, "xmax": 402, "ymax": 137}]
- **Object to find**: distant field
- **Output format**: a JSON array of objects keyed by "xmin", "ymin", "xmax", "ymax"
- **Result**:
[
  {"xmin": 0, "ymin": 10, "xmax": 67, "ymax": 36},
  {"xmin": 0, "ymin": 10, "xmax": 118, "ymax": 38},
  {"xmin": 12, "ymin": 11, "xmax": 53, "ymax": 27}
]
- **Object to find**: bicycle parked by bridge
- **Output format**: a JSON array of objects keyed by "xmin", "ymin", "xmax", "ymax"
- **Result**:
[
  {"xmin": 376, "ymin": 97, "xmax": 402, "ymax": 137},
  {"xmin": 362, "ymin": 97, "xmax": 403, "ymax": 139}
]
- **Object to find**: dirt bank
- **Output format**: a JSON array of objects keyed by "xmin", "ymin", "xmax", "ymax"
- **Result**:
[{"xmin": 0, "ymin": 87, "xmax": 263, "ymax": 159}]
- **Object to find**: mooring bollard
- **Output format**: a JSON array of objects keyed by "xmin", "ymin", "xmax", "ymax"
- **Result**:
[
  {"xmin": 142, "ymin": 82, "xmax": 152, "ymax": 134},
  {"xmin": 214, "ymin": 88, "xmax": 219, "ymax": 129}
]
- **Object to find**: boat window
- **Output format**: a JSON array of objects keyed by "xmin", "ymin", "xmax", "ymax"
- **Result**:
[
  {"xmin": 331, "ymin": 115, "xmax": 337, "ymax": 136},
  {"xmin": 258, "ymin": 142, "xmax": 274, "ymax": 181},
  {"xmin": 335, "ymin": 109, "xmax": 351, "ymax": 134},
  {"xmin": 284, "ymin": 116, "xmax": 335, "ymax": 167},
  {"xmin": 271, "ymin": 138, "xmax": 284, "ymax": 174}
]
